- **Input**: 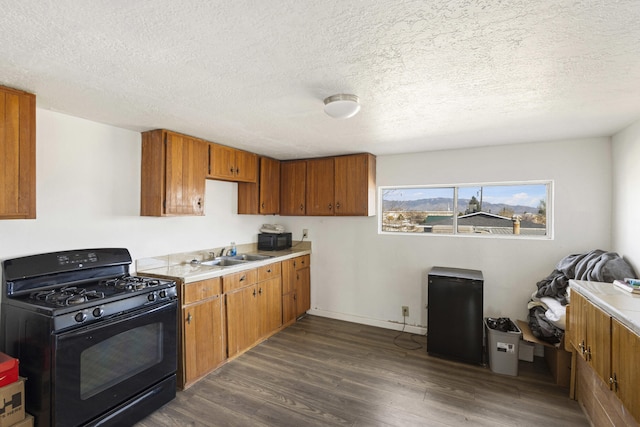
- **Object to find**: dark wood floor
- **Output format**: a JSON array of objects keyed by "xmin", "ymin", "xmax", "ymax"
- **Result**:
[{"xmin": 136, "ymin": 315, "xmax": 588, "ymax": 426}]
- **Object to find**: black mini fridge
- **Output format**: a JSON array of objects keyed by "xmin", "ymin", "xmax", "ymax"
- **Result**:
[{"xmin": 427, "ymin": 266, "xmax": 483, "ymax": 365}]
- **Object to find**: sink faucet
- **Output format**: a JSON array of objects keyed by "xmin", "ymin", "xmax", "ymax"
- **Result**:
[{"xmin": 217, "ymin": 247, "xmax": 226, "ymax": 257}]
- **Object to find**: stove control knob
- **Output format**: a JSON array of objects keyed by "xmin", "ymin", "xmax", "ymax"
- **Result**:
[
  {"xmin": 75, "ymin": 312, "xmax": 87, "ymax": 323},
  {"xmin": 148, "ymin": 292, "xmax": 157, "ymax": 302},
  {"xmin": 93, "ymin": 307, "xmax": 104, "ymax": 318},
  {"xmin": 159, "ymin": 290, "xmax": 167, "ymax": 299}
]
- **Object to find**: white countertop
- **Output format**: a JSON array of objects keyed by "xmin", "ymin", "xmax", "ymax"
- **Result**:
[
  {"xmin": 136, "ymin": 244, "xmax": 311, "ymax": 283},
  {"xmin": 570, "ymin": 279, "xmax": 640, "ymax": 336}
]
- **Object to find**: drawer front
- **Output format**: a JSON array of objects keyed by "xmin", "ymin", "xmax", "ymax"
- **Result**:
[
  {"xmin": 183, "ymin": 277, "xmax": 222, "ymax": 305},
  {"xmin": 288, "ymin": 254, "xmax": 310, "ymax": 270},
  {"xmin": 257, "ymin": 262, "xmax": 281, "ymax": 282},
  {"xmin": 222, "ymin": 269, "xmax": 257, "ymax": 293}
]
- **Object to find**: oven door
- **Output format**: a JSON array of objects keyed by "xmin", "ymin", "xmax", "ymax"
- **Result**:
[{"xmin": 53, "ymin": 301, "xmax": 177, "ymax": 427}]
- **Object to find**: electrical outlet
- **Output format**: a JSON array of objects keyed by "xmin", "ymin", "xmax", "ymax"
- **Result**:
[
  {"xmin": 402, "ymin": 306, "xmax": 409, "ymax": 317},
  {"xmin": 302, "ymin": 229, "xmax": 308, "ymax": 239}
]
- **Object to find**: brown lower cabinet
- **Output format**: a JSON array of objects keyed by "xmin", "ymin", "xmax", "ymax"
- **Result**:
[
  {"xmin": 176, "ymin": 255, "xmax": 309, "ymax": 389},
  {"xmin": 282, "ymin": 255, "xmax": 311, "ymax": 324},
  {"xmin": 180, "ymin": 278, "xmax": 226, "ymax": 389},
  {"xmin": 224, "ymin": 263, "xmax": 284, "ymax": 359},
  {"xmin": 569, "ymin": 289, "xmax": 640, "ymax": 424},
  {"xmin": 611, "ymin": 319, "xmax": 640, "ymax": 423}
]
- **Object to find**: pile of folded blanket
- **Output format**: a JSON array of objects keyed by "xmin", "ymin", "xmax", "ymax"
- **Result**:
[{"xmin": 528, "ymin": 249, "xmax": 637, "ymax": 345}]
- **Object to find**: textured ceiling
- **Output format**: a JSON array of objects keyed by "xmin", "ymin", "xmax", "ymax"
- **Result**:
[{"xmin": 1, "ymin": 0, "xmax": 639, "ymax": 159}]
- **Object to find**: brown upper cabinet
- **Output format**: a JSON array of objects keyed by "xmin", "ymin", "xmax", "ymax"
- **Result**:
[
  {"xmin": 305, "ymin": 153, "xmax": 376, "ymax": 217},
  {"xmin": 238, "ymin": 156, "xmax": 280, "ymax": 215},
  {"xmin": 207, "ymin": 143, "xmax": 257, "ymax": 183},
  {"xmin": 141, "ymin": 129, "xmax": 207, "ymax": 216},
  {"xmin": 280, "ymin": 160, "xmax": 307, "ymax": 215},
  {"xmin": 0, "ymin": 85, "xmax": 36, "ymax": 219}
]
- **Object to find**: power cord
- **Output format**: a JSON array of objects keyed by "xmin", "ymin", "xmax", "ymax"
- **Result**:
[
  {"xmin": 290, "ymin": 234, "xmax": 307, "ymax": 248},
  {"xmin": 393, "ymin": 314, "xmax": 427, "ymax": 350}
]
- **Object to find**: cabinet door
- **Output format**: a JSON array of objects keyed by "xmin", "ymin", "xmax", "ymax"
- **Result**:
[
  {"xmin": 295, "ymin": 266, "xmax": 311, "ymax": 318},
  {"xmin": 306, "ymin": 157, "xmax": 335, "ymax": 215},
  {"xmin": 282, "ymin": 292, "xmax": 297, "ymax": 325},
  {"xmin": 235, "ymin": 150, "xmax": 258, "ymax": 183},
  {"xmin": 164, "ymin": 132, "xmax": 206, "ymax": 216},
  {"xmin": 586, "ymin": 301, "xmax": 611, "ymax": 385},
  {"xmin": 209, "ymin": 143, "xmax": 236, "ymax": 181},
  {"xmin": 280, "ymin": 160, "xmax": 306, "ymax": 215},
  {"xmin": 281, "ymin": 258, "xmax": 297, "ymax": 295},
  {"xmin": 0, "ymin": 86, "xmax": 35, "ymax": 219},
  {"xmin": 259, "ymin": 157, "xmax": 280, "ymax": 214},
  {"xmin": 568, "ymin": 291, "xmax": 587, "ymax": 353},
  {"xmin": 334, "ymin": 153, "xmax": 375, "ymax": 216},
  {"xmin": 611, "ymin": 319, "xmax": 640, "ymax": 423},
  {"xmin": 258, "ymin": 277, "xmax": 282, "ymax": 337},
  {"xmin": 226, "ymin": 285, "xmax": 258, "ymax": 358},
  {"xmin": 183, "ymin": 295, "xmax": 225, "ymax": 385}
]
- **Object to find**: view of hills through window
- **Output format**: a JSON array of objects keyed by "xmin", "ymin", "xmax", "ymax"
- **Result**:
[{"xmin": 380, "ymin": 183, "xmax": 549, "ymax": 237}]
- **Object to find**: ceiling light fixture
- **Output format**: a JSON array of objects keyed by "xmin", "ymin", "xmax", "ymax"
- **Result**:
[{"xmin": 323, "ymin": 94, "xmax": 360, "ymax": 119}]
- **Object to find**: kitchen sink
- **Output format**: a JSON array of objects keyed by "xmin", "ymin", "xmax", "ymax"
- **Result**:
[
  {"xmin": 199, "ymin": 258, "xmax": 248, "ymax": 267},
  {"xmin": 226, "ymin": 253, "xmax": 274, "ymax": 261},
  {"xmin": 196, "ymin": 253, "xmax": 272, "ymax": 267}
]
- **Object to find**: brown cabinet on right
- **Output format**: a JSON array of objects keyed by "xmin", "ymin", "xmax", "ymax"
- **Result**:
[
  {"xmin": 0, "ymin": 85, "xmax": 36, "ymax": 219},
  {"xmin": 611, "ymin": 319, "xmax": 640, "ymax": 423},
  {"xmin": 285, "ymin": 153, "xmax": 375, "ymax": 217},
  {"xmin": 568, "ymin": 288, "xmax": 640, "ymax": 425},
  {"xmin": 282, "ymin": 255, "xmax": 310, "ymax": 324},
  {"xmin": 568, "ymin": 291, "xmax": 611, "ymax": 385}
]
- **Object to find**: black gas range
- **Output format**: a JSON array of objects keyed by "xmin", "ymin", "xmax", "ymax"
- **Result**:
[{"xmin": 1, "ymin": 248, "xmax": 178, "ymax": 427}]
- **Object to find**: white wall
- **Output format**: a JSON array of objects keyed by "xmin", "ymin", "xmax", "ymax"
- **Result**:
[
  {"xmin": 612, "ymin": 119, "xmax": 640, "ymax": 273},
  {"xmin": 278, "ymin": 139, "xmax": 613, "ymax": 332},
  {"xmin": 0, "ymin": 109, "xmax": 266, "ymax": 264},
  {"xmin": 1, "ymin": 109, "xmax": 614, "ymax": 333}
]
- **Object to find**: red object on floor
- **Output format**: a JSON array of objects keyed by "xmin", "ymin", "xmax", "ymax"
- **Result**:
[{"xmin": 0, "ymin": 352, "xmax": 19, "ymax": 387}]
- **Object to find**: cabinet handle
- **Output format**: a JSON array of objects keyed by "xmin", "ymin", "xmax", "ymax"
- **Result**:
[
  {"xmin": 336, "ymin": 202, "xmax": 341, "ymax": 209},
  {"xmin": 240, "ymin": 275, "xmax": 246, "ymax": 282},
  {"xmin": 259, "ymin": 287, "xmax": 263, "ymax": 295},
  {"xmin": 253, "ymin": 289, "xmax": 257, "ymax": 297},
  {"xmin": 187, "ymin": 312, "xmax": 193, "ymax": 324},
  {"xmin": 267, "ymin": 268, "xmax": 272, "ymax": 273},
  {"xmin": 578, "ymin": 341, "xmax": 585, "ymax": 355},
  {"xmin": 230, "ymin": 167, "xmax": 234, "ymax": 174},
  {"xmin": 293, "ymin": 293, "xmax": 297, "ymax": 301},
  {"xmin": 293, "ymin": 261, "xmax": 296, "ymax": 268},
  {"xmin": 609, "ymin": 374, "xmax": 618, "ymax": 392},
  {"xmin": 328, "ymin": 203, "xmax": 333, "ymax": 211},
  {"xmin": 261, "ymin": 202, "xmax": 265, "ymax": 209},
  {"xmin": 296, "ymin": 273, "xmax": 300, "ymax": 281},
  {"xmin": 301, "ymin": 259, "xmax": 305, "ymax": 265},
  {"xmin": 300, "ymin": 204, "xmax": 304, "ymax": 211},
  {"xmin": 236, "ymin": 168, "xmax": 240, "ymax": 174},
  {"xmin": 586, "ymin": 346, "xmax": 592, "ymax": 361},
  {"xmin": 197, "ymin": 198, "xmax": 202, "ymax": 207}
]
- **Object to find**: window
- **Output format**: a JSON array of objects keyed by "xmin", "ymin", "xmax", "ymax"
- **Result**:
[{"xmin": 379, "ymin": 181, "xmax": 552, "ymax": 238}]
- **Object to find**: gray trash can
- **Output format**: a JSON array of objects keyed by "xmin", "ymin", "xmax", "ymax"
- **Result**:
[{"xmin": 485, "ymin": 317, "xmax": 522, "ymax": 376}]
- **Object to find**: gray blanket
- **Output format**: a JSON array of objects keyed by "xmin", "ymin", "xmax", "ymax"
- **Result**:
[{"xmin": 535, "ymin": 249, "xmax": 637, "ymax": 305}]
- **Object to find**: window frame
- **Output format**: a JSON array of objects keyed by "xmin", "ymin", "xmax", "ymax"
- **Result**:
[{"xmin": 378, "ymin": 180, "xmax": 554, "ymax": 240}]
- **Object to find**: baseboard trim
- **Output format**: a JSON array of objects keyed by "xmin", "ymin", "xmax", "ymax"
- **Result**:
[{"xmin": 308, "ymin": 308, "xmax": 428, "ymax": 335}]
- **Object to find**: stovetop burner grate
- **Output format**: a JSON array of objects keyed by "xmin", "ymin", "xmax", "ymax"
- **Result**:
[{"xmin": 30, "ymin": 287, "xmax": 106, "ymax": 307}]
